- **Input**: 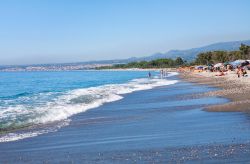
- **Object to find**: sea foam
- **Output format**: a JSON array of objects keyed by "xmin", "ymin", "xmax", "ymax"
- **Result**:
[{"xmin": 0, "ymin": 75, "xmax": 178, "ymax": 142}]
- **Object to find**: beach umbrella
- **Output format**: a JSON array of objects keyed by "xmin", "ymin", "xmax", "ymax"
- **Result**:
[
  {"xmin": 214, "ymin": 63, "xmax": 223, "ymax": 68},
  {"xmin": 241, "ymin": 60, "xmax": 250, "ymax": 67},
  {"xmin": 230, "ymin": 60, "xmax": 245, "ymax": 68},
  {"xmin": 195, "ymin": 66, "xmax": 203, "ymax": 69},
  {"xmin": 223, "ymin": 62, "xmax": 230, "ymax": 66}
]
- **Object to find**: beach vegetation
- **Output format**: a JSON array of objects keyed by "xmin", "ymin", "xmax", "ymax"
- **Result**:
[
  {"xmin": 97, "ymin": 57, "xmax": 186, "ymax": 69},
  {"xmin": 194, "ymin": 44, "xmax": 250, "ymax": 65},
  {"xmin": 97, "ymin": 44, "xmax": 250, "ymax": 69}
]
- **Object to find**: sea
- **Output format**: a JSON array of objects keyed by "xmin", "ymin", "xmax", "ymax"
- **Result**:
[
  {"xmin": 0, "ymin": 71, "xmax": 177, "ymax": 142},
  {"xmin": 0, "ymin": 71, "xmax": 250, "ymax": 163}
]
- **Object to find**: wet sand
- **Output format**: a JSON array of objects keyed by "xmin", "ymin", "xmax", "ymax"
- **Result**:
[{"xmin": 179, "ymin": 71, "xmax": 250, "ymax": 112}]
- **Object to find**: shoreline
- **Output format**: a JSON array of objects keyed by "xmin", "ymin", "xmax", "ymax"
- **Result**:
[
  {"xmin": 179, "ymin": 71, "xmax": 250, "ymax": 112},
  {"xmin": 1, "ymin": 71, "xmax": 250, "ymax": 163},
  {"xmin": 96, "ymin": 68, "xmax": 178, "ymax": 72}
]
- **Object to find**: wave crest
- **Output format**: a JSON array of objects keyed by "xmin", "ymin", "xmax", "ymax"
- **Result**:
[{"xmin": 0, "ymin": 76, "xmax": 178, "ymax": 142}]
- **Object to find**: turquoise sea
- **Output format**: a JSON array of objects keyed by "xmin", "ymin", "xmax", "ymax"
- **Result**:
[{"xmin": 0, "ymin": 71, "xmax": 177, "ymax": 142}]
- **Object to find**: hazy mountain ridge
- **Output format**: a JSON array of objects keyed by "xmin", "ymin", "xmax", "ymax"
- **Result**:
[
  {"xmin": 0, "ymin": 40, "xmax": 250, "ymax": 71},
  {"xmin": 141, "ymin": 40, "xmax": 250, "ymax": 61},
  {"xmin": 104, "ymin": 40, "xmax": 250, "ymax": 63}
]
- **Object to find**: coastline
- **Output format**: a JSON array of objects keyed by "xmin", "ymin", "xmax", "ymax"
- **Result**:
[
  {"xmin": 96, "ymin": 68, "xmax": 177, "ymax": 72},
  {"xmin": 1, "ymin": 71, "xmax": 250, "ymax": 163},
  {"xmin": 179, "ymin": 71, "xmax": 250, "ymax": 112}
]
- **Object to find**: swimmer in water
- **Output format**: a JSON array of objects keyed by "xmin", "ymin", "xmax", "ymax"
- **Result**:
[{"xmin": 148, "ymin": 72, "xmax": 151, "ymax": 78}]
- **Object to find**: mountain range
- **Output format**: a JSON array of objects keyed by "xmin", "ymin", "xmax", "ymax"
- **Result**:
[
  {"xmin": 1, "ymin": 39, "xmax": 250, "ymax": 70},
  {"xmin": 75, "ymin": 39, "xmax": 250, "ymax": 65},
  {"xmin": 125, "ymin": 39, "xmax": 250, "ymax": 62}
]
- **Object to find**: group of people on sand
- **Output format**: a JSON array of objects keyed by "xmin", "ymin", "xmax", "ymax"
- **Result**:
[
  {"xmin": 215, "ymin": 70, "xmax": 226, "ymax": 76},
  {"xmin": 215, "ymin": 66, "xmax": 248, "ymax": 78},
  {"xmin": 178, "ymin": 60, "xmax": 250, "ymax": 79},
  {"xmin": 205, "ymin": 61, "xmax": 249, "ymax": 78},
  {"xmin": 236, "ymin": 66, "xmax": 248, "ymax": 78}
]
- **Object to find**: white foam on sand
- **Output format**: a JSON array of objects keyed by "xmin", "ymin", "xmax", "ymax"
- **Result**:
[
  {"xmin": 0, "ymin": 120, "xmax": 70, "ymax": 143},
  {"xmin": 0, "ymin": 74, "xmax": 178, "ymax": 142}
]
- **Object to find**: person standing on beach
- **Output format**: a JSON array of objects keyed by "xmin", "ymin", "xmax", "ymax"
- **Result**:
[
  {"xmin": 236, "ymin": 67, "xmax": 242, "ymax": 78},
  {"xmin": 242, "ymin": 67, "xmax": 248, "ymax": 77},
  {"xmin": 164, "ymin": 70, "xmax": 168, "ymax": 77},
  {"xmin": 160, "ymin": 70, "xmax": 163, "ymax": 78}
]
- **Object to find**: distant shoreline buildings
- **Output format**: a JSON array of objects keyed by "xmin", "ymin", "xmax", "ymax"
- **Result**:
[{"xmin": 0, "ymin": 64, "xmax": 112, "ymax": 72}]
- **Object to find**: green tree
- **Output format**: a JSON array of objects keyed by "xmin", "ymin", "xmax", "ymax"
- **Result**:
[{"xmin": 175, "ymin": 57, "xmax": 184, "ymax": 65}]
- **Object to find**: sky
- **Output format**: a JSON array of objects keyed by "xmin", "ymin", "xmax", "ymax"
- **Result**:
[{"xmin": 0, "ymin": 0, "xmax": 250, "ymax": 65}]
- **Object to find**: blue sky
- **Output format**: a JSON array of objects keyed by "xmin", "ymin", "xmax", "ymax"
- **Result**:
[{"xmin": 0, "ymin": 0, "xmax": 250, "ymax": 65}]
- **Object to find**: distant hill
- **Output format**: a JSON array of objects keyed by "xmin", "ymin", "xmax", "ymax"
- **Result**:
[
  {"xmin": 1, "ymin": 39, "xmax": 250, "ymax": 71},
  {"xmin": 85, "ymin": 39, "xmax": 250, "ymax": 64},
  {"xmin": 52, "ymin": 39, "xmax": 250, "ymax": 64},
  {"xmin": 132, "ymin": 40, "xmax": 250, "ymax": 62}
]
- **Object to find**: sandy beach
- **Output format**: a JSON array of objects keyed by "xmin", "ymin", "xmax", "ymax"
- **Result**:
[{"xmin": 179, "ymin": 70, "xmax": 250, "ymax": 112}]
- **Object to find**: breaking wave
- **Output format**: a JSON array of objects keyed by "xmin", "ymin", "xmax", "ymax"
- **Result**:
[{"xmin": 0, "ymin": 74, "xmax": 178, "ymax": 142}]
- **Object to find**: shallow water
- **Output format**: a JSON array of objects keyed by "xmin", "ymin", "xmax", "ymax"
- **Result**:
[
  {"xmin": 1, "ymin": 71, "xmax": 177, "ymax": 142},
  {"xmin": 0, "ymin": 71, "xmax": 250, "ymax": 163}
]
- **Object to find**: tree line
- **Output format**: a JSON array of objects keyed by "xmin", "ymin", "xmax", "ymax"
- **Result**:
[
  {"xmin": 194, "ymin": 44, "xmax": 250, "ymax": 65},
  {"xmin": 97, "ymin": 57, "xmax": 185, "ymax": 69},
  {"xmin": 97, "ymin": 44, "xmax": 250, "ymax": 69}
]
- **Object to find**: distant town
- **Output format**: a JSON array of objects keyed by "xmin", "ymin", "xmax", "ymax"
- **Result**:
[{"xmin": 0, "ymin": 63, "xmax": 112, "ymax": 72}]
